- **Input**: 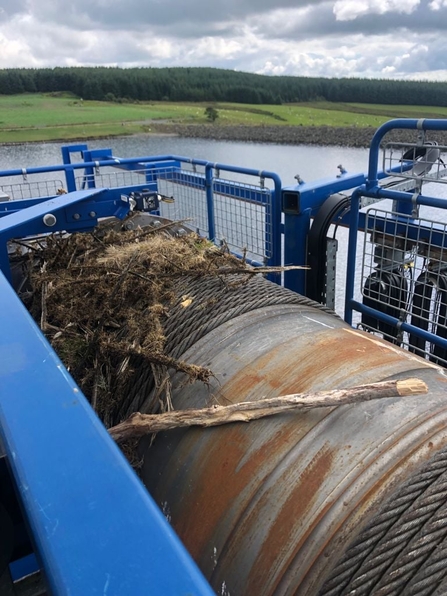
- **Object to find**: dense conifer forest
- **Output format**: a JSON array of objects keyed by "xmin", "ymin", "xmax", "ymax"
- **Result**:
[{"xmin": 0, "ymin": 67, "xmax": 446, "ymax": 107}]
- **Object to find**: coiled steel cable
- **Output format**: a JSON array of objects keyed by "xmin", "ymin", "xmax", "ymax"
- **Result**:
[
  {"xmin": 117, "ymin": 274, "xmax": 339, "ymax": 423},
  {"xmin": 319, "ymin": 446, "xmax": 447, "ymax": 596},
  {"xmin": 165, "ymin": 275, "xmax": 338, "ymax": 359}
]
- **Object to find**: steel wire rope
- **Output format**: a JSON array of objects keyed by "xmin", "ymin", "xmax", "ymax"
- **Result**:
[
  {"xmin": 318, "ymin": 445, "xmax": 447, "ymax": 596},
  {"xmin": 117, "ymin": 275, "xmax": 340, "ymax": 424}
]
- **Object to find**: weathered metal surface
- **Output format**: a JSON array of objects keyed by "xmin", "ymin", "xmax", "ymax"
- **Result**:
[
  {"xmin": 0, "ymin": 271, "xmax": 214, "ymax": 596},
  {"xmin": 141, "ymin": 303, "xmax": 447, "ymax": 596}
]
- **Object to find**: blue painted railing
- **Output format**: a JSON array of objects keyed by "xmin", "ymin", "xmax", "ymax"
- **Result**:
[
  {"xmin": 0, "ymin": 273, "xmax": 214, "ymax": 595},
  {"xmin": 345, "ymin": 118, "xmax": 447, "ymax": 355},
  {"xmin": 1, "ymin": 119, "xmax": 447, "ymax": 592}
]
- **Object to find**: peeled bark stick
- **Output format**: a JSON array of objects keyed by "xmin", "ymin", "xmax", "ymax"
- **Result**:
[{"xmin": 109, "ymin": 378, "xmax": 427, "ymax": 443}]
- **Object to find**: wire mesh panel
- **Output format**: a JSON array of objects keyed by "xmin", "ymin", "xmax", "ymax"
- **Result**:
[
  {"xmin": 213, "ymin": 180, "xmax": 272, "ymax": 263},
  {"xmin": 383, "ymin": 141, "xmax": 447, "ymax": 185},
  {"xmin": 75, "ymin": 168, "xmax": 149, "ymax": 190},
  {"xmin": 157, "ymin": 171, "xmax": 273, "ymax": 264},
  {"xmin": 157, "ymin": 171, "xmax": 209, "ymax": 237},
  {"xmin": 360, "ymin": 208, "xmax": 447, "ymax": 365},
  {"xmin": 1, "ymin": 179, "xmax": 65, "ymax": 200}
]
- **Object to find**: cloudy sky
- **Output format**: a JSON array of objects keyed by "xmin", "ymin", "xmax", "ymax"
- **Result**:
[{"xmin": 0, "ymin": 0, "xmax": 446, "ymax": 80}]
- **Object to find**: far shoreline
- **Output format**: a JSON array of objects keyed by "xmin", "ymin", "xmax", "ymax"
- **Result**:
[{"xmin": 1, "ymin": 123, "xmax": 447, "ymax": 149}]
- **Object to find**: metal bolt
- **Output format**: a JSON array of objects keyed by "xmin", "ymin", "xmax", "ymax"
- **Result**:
[
  {"xmin": 43, "ymin": 213, "xmax": 57, "ymax": 227},
  {"xmin": 73, "ymin": 213, "xmax": 81, "ymax": 220},
  {"xmin": 89, "ymin": 211, "xmax": 97, "ymax": 218}
]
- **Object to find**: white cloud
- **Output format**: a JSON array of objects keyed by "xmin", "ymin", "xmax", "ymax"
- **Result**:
[
  {"xmin": 429, "ymin": 0, "xmax": 447, "ymax": 9},
  {"xmin": 333, "ymin": 0, "xmax": 420, "ymax": 21},
  {"xmin": 0, "ymin": 33, "xmax": 37, "ymax": 67},
  {"xmin": 0, "ymin": 1, "xmax": 446, "ymax": 80}
]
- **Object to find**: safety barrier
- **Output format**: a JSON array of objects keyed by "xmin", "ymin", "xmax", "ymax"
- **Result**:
[
  {"xmin": 345, "ymin": 118, "xmax": 447, "ymax": 362},
  {"xmin": 2, "ymin": 122, "xmax": 447, "ymax": 593}
]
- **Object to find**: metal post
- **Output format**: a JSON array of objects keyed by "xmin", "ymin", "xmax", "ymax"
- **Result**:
[
  {"xmin": 61, "ymin": 145, "xmax": 88, "ymax": 192},
  {"xmin": 283, "ymin": 209, "xmax": 311, "ymax": 294},
  {"xmin": 205, "ymin": 164, "xmax": 216, "ymax": 242},
  {"xmin": 344, "ymin": 188, "xmax": 362, "ymax": 324},
  {"xmin": 268, "ymin": 176, "xmax": 283, "ymax": 273}
]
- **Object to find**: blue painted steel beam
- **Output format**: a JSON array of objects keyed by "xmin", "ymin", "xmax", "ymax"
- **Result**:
[
  {"xmin": 0, "ymin": 189, "xmax": 105, "ymax": 236},
  {"xmin": 282, "ymin": 172, "xmax": 367, "ymax": 216},
  {"xmin": 0, "ymin": 189, "xmax": 132, "ymax": 281},
  {"xmin": 282, "ymin": 163, "xmax": 417, "ymax": 217},
  {"xmin": 0, "ymin": 186, "xmax": 147, "ymax": 219},
  {"xmin": 348, "ymin": 298, "xmax": 447, "ymax": 353},
  {"xmin": 0, "ymin": 272, "xmax": 214, "ymax": 596},
  {"xmin": 205, "ymin": 165, "xmax": 216, "ymax": 241},
  {"xmin": 345, "ymin": 187, "xmax": 362, "ymax": 324}
]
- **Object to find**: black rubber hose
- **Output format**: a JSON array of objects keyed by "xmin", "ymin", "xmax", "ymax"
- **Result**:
[
  {"xmin": 410, "ymin": 272, "xmax": 447, "ymax": 365},
  {"xmin": 307, "ymin": 193, "xmax": 350, "ymax": 304}
]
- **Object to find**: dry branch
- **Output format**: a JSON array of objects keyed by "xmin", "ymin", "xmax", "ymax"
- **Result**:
[{"xmin": 109, "ymin": 378, "xmax": 427, "ymax": 443}]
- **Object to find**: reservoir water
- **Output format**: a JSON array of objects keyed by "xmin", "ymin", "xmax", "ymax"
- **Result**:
[
  {"xmin": 1, "ymin": 135, "xmax": 446, "ymax": 316},
  {"xmin": 0, "ymin": 135, "xmax": 370, "ymax": 185}
]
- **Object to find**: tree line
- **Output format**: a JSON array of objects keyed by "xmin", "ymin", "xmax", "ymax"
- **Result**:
[{"xmin": 0, "ymin": 66, "xmax": 446, "ymax": 107}]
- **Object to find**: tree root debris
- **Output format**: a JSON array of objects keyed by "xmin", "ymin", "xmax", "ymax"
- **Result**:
[{"xmin": 19, "ymin": 217, "xmax": 303, "ymax": 433}]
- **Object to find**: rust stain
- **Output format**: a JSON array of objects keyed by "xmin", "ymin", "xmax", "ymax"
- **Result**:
[
  {"xmin": 243, "ymin": 444, "xmax": 335, "ymax": 595},
  {"xmin": 170, "ymin": 417, "xmax": 305, "ymax": 562},
  {"xmin": 169, "ymin": 325, "xmax": 431, "ymax": 576},
  {"xmin": 221, "ymin": 327, "xmax": 424, "ymax": 404},
  {"xmin": 150, "ymin": 320, "xmax": 447, "ymax": 593}
]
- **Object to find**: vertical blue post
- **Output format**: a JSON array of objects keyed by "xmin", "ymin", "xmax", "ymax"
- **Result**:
[
  {"xmin": 283, "ymin": 209, "xmax": 312, "ymax": 294},
  {"xmin": 344, "ymin": 188, "xmax": 362, "ymax": 324},
  {"xmin": 205, "ymin": 164, "xmax": 216, "ymax": 241},
  {"xmin": 264, "ymin": 191, "xmax": 273, "ymax": 271},
  {"xmin": 61, "ymin": 145, "xmax": 88, "ymax": 192},
  {"xmin": 81, "ymin": 150, "xmax": 96, "ymax": 189},
  {"xmin": 269, "ymin": 177, "xmax": 282, "ymax": 269}
]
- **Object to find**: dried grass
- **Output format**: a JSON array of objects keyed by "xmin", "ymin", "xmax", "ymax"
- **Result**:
[{"xmin": 21, "ymin": 218, "xmax": 247, "ymax": 427}]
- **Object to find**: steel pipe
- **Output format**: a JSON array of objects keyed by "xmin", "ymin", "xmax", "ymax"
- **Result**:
[{"xmin": 140, "ymin": 296, "xmax": 447, "ymax": 595}]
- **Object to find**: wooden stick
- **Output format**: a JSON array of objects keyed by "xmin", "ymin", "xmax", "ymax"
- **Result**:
[{"xmin": 109, "ymin": 378, "xmax": 427, "ymax": 443}]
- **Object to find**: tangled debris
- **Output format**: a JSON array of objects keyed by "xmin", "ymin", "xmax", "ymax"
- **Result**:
[{"xmin": 20, "ymin": 217, "xmax": 257, "ymax": 428}]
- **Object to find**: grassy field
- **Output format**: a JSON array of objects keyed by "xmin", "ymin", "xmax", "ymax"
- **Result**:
[{"xmin": 0, "ymin": 93, "xmax": 446, "ymax": 143}]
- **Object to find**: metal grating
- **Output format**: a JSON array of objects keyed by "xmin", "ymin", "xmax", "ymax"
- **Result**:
[
  {"xmin": 1, "ymin": 179, "xmax": 65, "ymax": 201},
  {"xmin": 75, "ymin": 163, "xmax": 200, "ymax": 191},
  {"xmin": 157, "ymin": 172, "xmax": 209, "ymax": 237},
  {"xmin": 213, "ymin": 181, "xmax": 272, "ymax": 263},
  {"xmin": 157, "ymin": 172, "xmax": 272, "ymax": 263},
  {"xmin": 360, "ymin": 208, "xmax": 447, "ymax": 365},
  {"xmin": 382, "ymin": 141, "xmax": 447, "ymax": 186},
  {"xmin": 75, "ymin": 167, "xmax": 172, "ymax": 190}
]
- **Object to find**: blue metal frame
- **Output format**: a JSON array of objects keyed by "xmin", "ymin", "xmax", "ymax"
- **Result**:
[
  {"xmin": 0, "ymin": 272, "xmax": 214, "ymax": 595},
  {"xmin": 344, "ymin": 118, "xmax": 447, "ymax": 352},
  {"xmin": 4, "ymin": 151, "xmax": 282, "ymax": 265},
  {"xmin": 2, "ymin": 124, "xmax": 447, "ymax": 592},
  {"xmin": 0, "ymin": 189, "xmax": 131, "ymax": 282}
]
